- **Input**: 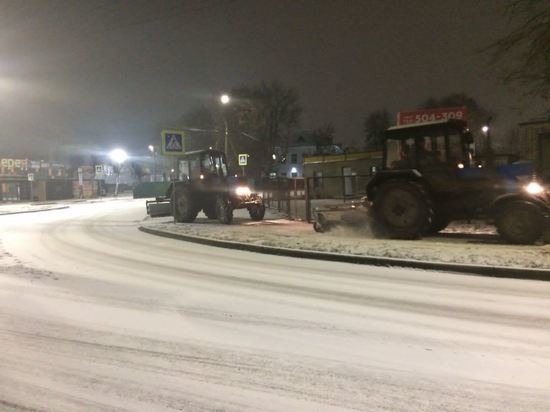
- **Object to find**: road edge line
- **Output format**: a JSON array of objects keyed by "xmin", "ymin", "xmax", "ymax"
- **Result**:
[{"xmin": 0, "ymin": 206, "xmax": 70, "ymax": 216}]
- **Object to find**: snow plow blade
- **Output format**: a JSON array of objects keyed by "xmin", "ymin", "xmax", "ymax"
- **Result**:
[
  {"xmin": 146, "ymin": 197, "xmax": 172, "ymax": 218},
  {"xmin": 312, "ymin": 199, "xmax": 370, "ymax": 232}
]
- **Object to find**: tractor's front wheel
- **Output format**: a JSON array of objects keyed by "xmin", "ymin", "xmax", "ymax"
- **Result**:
[
  {"xmin": 496, "ymin": 201, "xmax": 543, "ymax": 244},
  {"xmin": 216, "ymin": 195, "xmax": 233, "ymax": 224},
  {"xmin": 248, "ymin": 203, "xmax": 266, "ymax": 221},
  {"xmin": 173, "ymin": 186, "xmax": 198, "ymax": 223},
  {"xmin": 372, "ymin": 180, "xmax": 432, "ymax": 239}
]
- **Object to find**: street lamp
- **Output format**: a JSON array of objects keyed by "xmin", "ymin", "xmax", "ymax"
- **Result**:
[
  {"xmin": 220, "ymin": 94, "xmax": 230, "ymax": 105},
  {"xmin": 220, "ymin": 94, "xmax": 231, "ymax": 156},
  {"xmin": 109, "ymin": 148, "xmax": 128, "ymax": 197},
  {"xmin": 481, "ymin": 118, "xmax": 494, "ymax": 166},
  {"xmin": 148, "ymin": 145, "xmax": 156, "ymax": 182}
]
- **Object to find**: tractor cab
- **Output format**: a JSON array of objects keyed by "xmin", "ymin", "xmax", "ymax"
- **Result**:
[
  {"xmin": 177, "ymin": 150, "xmax": 229, "ymax": 181},
  {"xmin": 383, "ymin": 119, "xmax": 473, "ymax": 171}
]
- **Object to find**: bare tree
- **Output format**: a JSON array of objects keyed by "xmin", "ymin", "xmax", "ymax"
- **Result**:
[
  {"xmin": 487, "ymin": 0, "xmax": 550, "ymax": 102},
  {"xmin": 228, "ymin": 80, "xmax": 303, "ymax": 176},
  {"xmin": 364, "ymin": 109, "xmax": 391, "ymax": 150}
]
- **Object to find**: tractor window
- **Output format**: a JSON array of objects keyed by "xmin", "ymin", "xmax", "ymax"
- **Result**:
[
  {"xmin": 418, "ymin": 135, "xmax": 446, "ymax": 166},
  {"xmin": 179, "ymin": 160, "xmax": 190, "ymax": 180},
  {"xmin": 201, "ymin": 154, "xmax": 217, "ymax": 175},
  {"xmin": 448, "ymin": 132, "xmax": 464, "ymax": 165},
  {"xmin": 213, "ymin": 155, "xmax": 228, "ymax": 177},
  {"xmin": 387, "ymin": 138, "xmax": 415, "ymax": 169},
  {"xmin": 189, "ymin": 158, "xmax": 200, "ymax": 177}
]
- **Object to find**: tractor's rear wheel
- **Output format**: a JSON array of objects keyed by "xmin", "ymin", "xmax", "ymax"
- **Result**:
[
  {"xmin": 173, "ymin": 186, "xmax": 198, "ymax": 223},
  {"xmin": 202, "ymin": 203, "xmax": 217, "ymax": 219},
  {"xmin": 248, "ymin": 203, "xmax": 266, "ymax": 221},
  {"xmin": 216, "ymin": 195, "xmax": 233, "ymax": 224},
  {"xmin": 373, "ymin": 180, "xmax": 432, "ymax": 239},
  {"xmin": 496, "ymin": 201, "xmax": 543, "ymax": 244}
]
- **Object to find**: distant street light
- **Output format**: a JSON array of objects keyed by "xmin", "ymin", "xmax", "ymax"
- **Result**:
[
  {"xmin": 481, "ymin": 117, "xmax": 494, "ymax": 165},
  {"xmin": 148, "ymin": 145, "xmax": 156, "ymax": 182},
  {"xmin": 109, "ymin": 148, "xmax": 128, "ymax": 197},
  {"xmin": 110, "ymin": 148, "xmax": 128, "ymax": 165},
  {"xmin": 220, "ymin": 94, "xmax": 231, "ymax": 156},
  {"xmin": 220, "ymin": 94, "xmax": 230, "ymax": 105}
]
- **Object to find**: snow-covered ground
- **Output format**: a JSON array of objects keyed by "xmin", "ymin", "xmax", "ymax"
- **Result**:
[
  {"xmin": 143, "ymin": 210, "xmax": 550, "ymax": 270},
  {"xmin": 1, "ymin": 199, "xmax": 550, "ymax": 411}
]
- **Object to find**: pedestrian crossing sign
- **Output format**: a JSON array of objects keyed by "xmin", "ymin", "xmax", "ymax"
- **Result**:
[
  {"xmin": 161, "ymin": 129, "xmax": 185, "ymax": 155},
  {"xmin": 238, "ymin": 154, "xmax": 248, "ymax": 166}
]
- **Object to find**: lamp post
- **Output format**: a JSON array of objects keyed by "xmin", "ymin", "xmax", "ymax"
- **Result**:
[
  {"xmin": 109, "ymin": 148, "xmax": 128, "ymax": 197},
  {"xmin": 220, "ymin": 94, "xmax": 230, "ymax": 157},
  {"xmin": 481, "ymin": 118, "xmax": 494, "ymax": 166},
  {"xmin": 148, "ymin": 145, "xmax": 156, "ymax": 182}
]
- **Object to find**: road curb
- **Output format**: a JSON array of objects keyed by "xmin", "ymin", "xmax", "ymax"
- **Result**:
[
  {"xmin": 138, "ymin": 225, "xmax": 550, "ymax": 281},
  {"xmin": 0, "ymin": 206, "xmax": 70, "ymax": 216}
]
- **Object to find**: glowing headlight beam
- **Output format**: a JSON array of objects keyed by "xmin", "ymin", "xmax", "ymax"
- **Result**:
[
  {"xmin": 525, "ymin": 181, "xmax": 544, "ymax": 195},
  {"xmin": 235, "ymin": 186, "xmax": 252, "ymax": 196}
]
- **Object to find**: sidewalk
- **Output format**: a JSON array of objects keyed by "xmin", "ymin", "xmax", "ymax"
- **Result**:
[
  {"xmin": 0, "ymin": 194, "xmax": 132, "ymax": 215},
  {"xmin": 140, "ymin": 209, "xmax": 550, "ymax": 271}
]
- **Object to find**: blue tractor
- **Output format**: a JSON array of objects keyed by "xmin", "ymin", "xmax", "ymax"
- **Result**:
[{"xmin": 366, "ymin": 119, "xmax": 549, "ymax": 244}]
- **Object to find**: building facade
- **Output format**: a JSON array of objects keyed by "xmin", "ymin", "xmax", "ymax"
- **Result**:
[{"xmin": 518, "ymin": 118, "xmax": 550, "ymax": 180}]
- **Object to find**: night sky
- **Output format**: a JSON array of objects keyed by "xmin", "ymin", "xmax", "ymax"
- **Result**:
[{"xmin": 0, "ymin": 0, "xmax": 544, "ymax": 158}]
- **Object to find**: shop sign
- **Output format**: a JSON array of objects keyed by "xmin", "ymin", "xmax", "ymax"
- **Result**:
[
  {"xmin": 0, "ymin": 158, "xmax": 29, "ymax": 176},
  {"xmin": 397, "ymin": 106, "xmax": 468, "ymax": 125}
]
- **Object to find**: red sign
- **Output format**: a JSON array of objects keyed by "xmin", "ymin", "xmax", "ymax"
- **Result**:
[{"xmin": 397, "ymin": 106, "xmax": 468, "ymax": 125}]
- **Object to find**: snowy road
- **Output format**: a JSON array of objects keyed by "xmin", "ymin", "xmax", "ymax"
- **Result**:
[{"xmin": 1, "ymin": 199, "xmax": 550, "ymax": 411}]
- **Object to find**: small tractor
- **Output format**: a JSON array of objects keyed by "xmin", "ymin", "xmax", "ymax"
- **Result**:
[
  {"xmin": 146, "ymin": 149, "xmax": 265, "ymax": 224},
  {"xmin": 364, "ymin": 119, "xmax": 549, "ymax": 244}
]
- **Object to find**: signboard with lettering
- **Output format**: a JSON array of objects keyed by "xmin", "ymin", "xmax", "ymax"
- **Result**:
[
  {"xmin": 0, "ymin": 159, "xmax": 29, "ymax": 176},
  {"xmin": 397, "ymin": 106, "xmax": 468, "ymax": 126},
  {"xmin": 161, "ymin": 129, "xmax": 185, "ymax": 155}
]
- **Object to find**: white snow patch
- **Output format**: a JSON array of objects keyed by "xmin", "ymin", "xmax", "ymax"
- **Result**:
[{"xmin": 143, "ymin": 211, "xmax": 550, "ymax": 270}]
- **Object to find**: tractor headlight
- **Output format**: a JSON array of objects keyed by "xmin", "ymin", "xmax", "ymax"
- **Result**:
[
  {"xmin": 524, "ymin": 181, "xmax": 544, "ymax": 195},
  {"xmin": 235, "ymin": 186, "xmax": 252, "ymax": 197}
]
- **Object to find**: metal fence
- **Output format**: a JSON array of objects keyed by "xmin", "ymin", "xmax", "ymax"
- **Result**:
[
  {"xmin": 258, "ymin": 178, "xmax": 306, "ymax": 219},
  {"xmin": 258, "ymin": 174, "xmax": 373, "ymax": 221},
  {"xmin": 304, "ymin": 174, "xmax": 373, "ymax": 222}
]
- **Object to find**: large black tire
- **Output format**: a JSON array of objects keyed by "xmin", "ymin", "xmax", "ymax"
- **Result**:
[
  {"xmin": 216, "ymin": 195, "xmax": 233, "ymax": 224},
  {"xmin": 173, "ymin": 185, "xmax": 198, "ymax": 223},
  {"xmin": 372, "ymin": 180, "xmax": 433, "ymax": 239},
  {"xmin": 248, "ymin": 203, "xmax": 266, "ymax": 221},
  {"xmin": 496, "ymin": 200, "xmax": 543, "ymax": 244},
  {"xmin": 202, "ymin": 203, "xmax": 217, "ymax": 219}
]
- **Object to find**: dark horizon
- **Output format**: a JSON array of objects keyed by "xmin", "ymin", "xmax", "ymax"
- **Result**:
[{"xmin": 0, "ymin": 0, "xmax": 545, "ymax": 159}]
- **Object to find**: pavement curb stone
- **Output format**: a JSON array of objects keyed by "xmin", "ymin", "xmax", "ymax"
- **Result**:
[{"xmin": 139, "ymin": 225, "xmax": 550, "ymax": 281}]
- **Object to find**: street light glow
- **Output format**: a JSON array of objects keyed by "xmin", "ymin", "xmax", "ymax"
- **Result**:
[
  {"xmin": 109, "ymin": 148, "xmax": 128, "ymax": 164},
  {"xmin": 220, "ymin": 94, "xmax": 230, "ymax": 105},
  {"xmin": 148, "ymin": 145, "xmax": 154, "ymax": 153},
  {"xmin": 481, "ymin": 125, "xmax": 489, "ymax": 133}
]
